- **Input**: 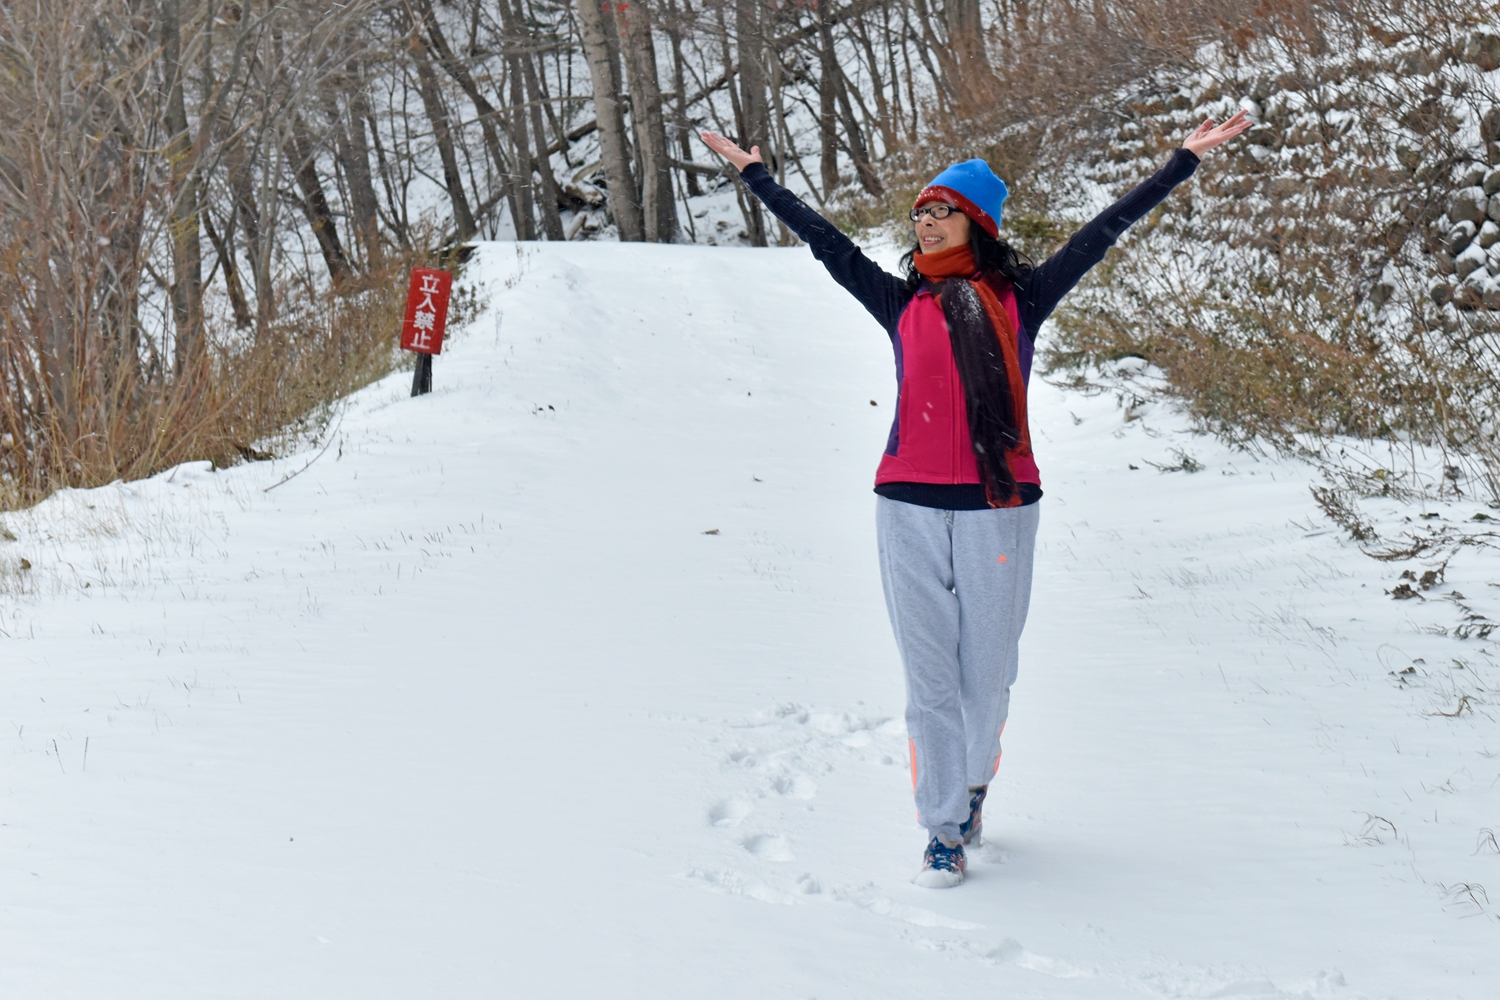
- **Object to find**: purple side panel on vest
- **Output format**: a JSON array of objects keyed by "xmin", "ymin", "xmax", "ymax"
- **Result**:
[
  {"xmin": 1018, "ymin": 323, "xmax": 1035, "ymax": 383},
  {"xmin": 886, "ymin": 325, "xmax": 904, "ymax": 456}
]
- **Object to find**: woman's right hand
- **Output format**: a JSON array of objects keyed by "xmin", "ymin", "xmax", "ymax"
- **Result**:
[
  {"xmin": 1181, "ymin": 108, "xmax": 1252, "ymax": 157},
  {"xmin": 700, "ymin": 131, "xmax": 762, "ymax": 173}
]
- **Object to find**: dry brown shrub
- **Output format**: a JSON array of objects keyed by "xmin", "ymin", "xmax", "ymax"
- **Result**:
[
  {"xmin": 836, "ymin": 0, "xmax": 1288, "ymax": 245},
  {"xmin": 0, "ymin": 249, "xmax": 439, "ymax": 510},
  {"xmin": 0, "ymin": 0, "xmax": 450, "ymax": 511},
  {"xmin": 1035, "ymin": 0, "xmax": 1500, "ymax": 500}
]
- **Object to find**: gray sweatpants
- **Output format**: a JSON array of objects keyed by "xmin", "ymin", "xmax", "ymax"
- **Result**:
[{"xmin": 876, "ymin": 496, "xmax": 1040, "ymax": 843}]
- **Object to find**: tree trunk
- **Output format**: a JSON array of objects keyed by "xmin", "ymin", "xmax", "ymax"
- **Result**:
[
  {"xmin": 525, "ymin": 16, "xmax": 573, "ymax": 170},
  {"xmin": 503, "ymin": 58, "xmax": 539, "ymax": 239},
  {"xmin": 617, "ymin": 0, "xmax": 678, "ymax": 242},
  {"xmin": 900, "ymin": 19, "xmax": 920, "ymax": 144},
  {"xmin": 410, "ymin": 33, "xmax": 478, "ymax": 239},
  {"xmin": 251, "ymin": 142, "xmax": 281, "ymax": 333},
  {"xmin": 214, "ymin": 58, "xmax": 261, "ymax": 327},
  {"xmin": 851, "ymin": 16, "xmax": 897, "ymax": 155},
  {"xmin": 159, "ymin": 0, "xmax": 203, "ymax": 376},
  {"xmin": 944, "ymin": 0, "xmax": 991, "ymax": 111},
  {"xmin": 522, "ymin": 51, "xmax": 567, "ymax": 239},
  {"xmin": 287, "ymin": 115, "xmax": 353, "ymax": 284},
  {"xmin": 734, "ymin": 0, "xmax": 769, "ymax": 246},
  {"xmin": 575, "ymin": 0, "xmax": 644, "ymax": 240},
  {"xmin": 834, "ymin": 65, "xmax": 884, "ymax": 196},
  {"xmin": 766, "ymin": 51, "xmax": 793, "ymax": 244},
  {"xmin": 515, "ymin": 29, "xmax": 566, "ymax": 237},
  {"xmin": 818, "ymin": 15, "xmax": 840, "ymax": 197},
  {"xmin": 202, "ymin": 209, "xmax": 253, "ymax": 329},
  {"xmin": 662, "ymin": 0, "xmax": 700, "ymax": 197},
  {"xmin": 714, "ymin": 4, "xmax": 744, "ymax": 147},
  {"xmin": 324, "ymin": 71, "xmax": 383, "ymax": 269},
  {"xmin": 364, "ymin": 104, "xmax": 413, "ymax": 251},
  {"xmin": 416, "ymin": 0, "xmax": 517, "ymax": 237},
  {"xmin": 909, "ymin": 0, "xmax": 957, "ymax": 114}
]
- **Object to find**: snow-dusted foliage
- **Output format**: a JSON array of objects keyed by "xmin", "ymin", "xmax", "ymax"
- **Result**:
[{"xmin": 1042, "ymin": 5, "xmax": 1500, "ymax": 499}]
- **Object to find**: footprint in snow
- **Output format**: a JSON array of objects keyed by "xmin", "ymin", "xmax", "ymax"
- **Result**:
[
  {"xmin": 725, "ymin": 749, "xmax": 758, "ymax": 769},
  {"xmin": 835, "ymin": 886, "xmax": 982, "ymax": 930},
  {"xmin": 924, "ymin": 937, "xmax": 1092, "ymax": 979},
  {"xmin": 682, "ymin": 867, "xmax": 794, "ymax": 905},
  {"xmin": 1134, "ymin": 966, "xmax": 1353, "ymax": 999},
  {"xmin": 707, "ymin": 797, "xmax": 753, "ymax": 827},
  {"xmin": 771, "ymin": 774, "xmax": 817, "ymax": 799},
  {"xmin": 740, "ymin": 833, "xmax": 794, "ymax": 861},
  {"xmin": 695, "ymin": 700, "xmax": 913, "ymax": 920},
  {"xmin": 970, "ymin": 840, "xmax": 1009, "ymax": 866}
]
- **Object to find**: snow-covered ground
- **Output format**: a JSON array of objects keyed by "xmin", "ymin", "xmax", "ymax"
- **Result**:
[{"xmin": 2, "ymin": 241, "xmax": 1496, "ymax": 998}]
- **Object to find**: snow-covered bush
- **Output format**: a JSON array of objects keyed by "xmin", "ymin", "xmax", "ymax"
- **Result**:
[{"xmin": 1041, "ymin": 2, "xmax": 1500, "ymax": 500}]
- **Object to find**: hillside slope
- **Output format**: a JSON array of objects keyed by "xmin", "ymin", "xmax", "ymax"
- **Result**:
[{"xmin": 1, "ymin": 242, "xmax": 1496, "ymax": 998}]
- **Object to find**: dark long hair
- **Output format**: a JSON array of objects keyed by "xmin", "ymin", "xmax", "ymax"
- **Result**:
[{"xmin": 900, "ymin": 226, "xmax": 1035, "ymax": 502}]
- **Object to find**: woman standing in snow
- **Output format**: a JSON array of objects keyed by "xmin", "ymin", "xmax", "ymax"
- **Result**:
[{"xmin": 701, "ymin": 110, "xmax": 1250, "ymax": 887}]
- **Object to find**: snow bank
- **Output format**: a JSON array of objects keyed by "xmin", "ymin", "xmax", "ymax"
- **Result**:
[{"xmin": 0, "ymin": 242, "xmax": 1495, "ymax": 998}]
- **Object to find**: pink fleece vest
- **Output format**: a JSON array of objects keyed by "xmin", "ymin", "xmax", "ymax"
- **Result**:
[{"xmin": 874, "ymin": 286, "xmax": 1041, "ymax": 489}]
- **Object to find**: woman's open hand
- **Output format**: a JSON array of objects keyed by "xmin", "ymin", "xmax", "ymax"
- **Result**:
[
  {"xmin": 1181, "ymin": 108, "xmax": 1253, "ymax": 157},
  {"xmin": 700, "ymin": 131, "xmax": 762, "ymax": 173}
]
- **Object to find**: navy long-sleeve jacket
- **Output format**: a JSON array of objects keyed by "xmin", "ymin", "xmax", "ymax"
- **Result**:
[
  {"xmin": 739, "ymin": 150, "xmax": 1199, "ymax": 509},
  {"xmin": 739, "ymin": 148, "xmax": 1199, "ymax": 383}
]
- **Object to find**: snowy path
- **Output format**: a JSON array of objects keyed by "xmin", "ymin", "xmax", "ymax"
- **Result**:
[{"xmin": 2, "ymin": 242, "xmax": 1496, "ymax": 998}]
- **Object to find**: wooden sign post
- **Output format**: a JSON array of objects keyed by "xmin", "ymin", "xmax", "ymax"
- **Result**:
[{"xmin": 401, "ymin": 267, "xmax": 453, "ymax": 396}]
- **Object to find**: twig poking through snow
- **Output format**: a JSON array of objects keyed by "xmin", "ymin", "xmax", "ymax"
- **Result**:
[
  {"xmin": 264, "ymin": 415, "xmax": 345, "ymax": 494},
  {"xmin": 1430, "ymin": 695, "xmax": 1475, "ymax": 718}
]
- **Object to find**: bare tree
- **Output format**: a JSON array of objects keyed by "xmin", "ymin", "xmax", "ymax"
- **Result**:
[
  {"xmin": 576, "ymin": 0, "xmax": 645, "ymax": 239},
  {"xmin": 618, "ymin": 0, "xmax": 679, "ymax": 240}
]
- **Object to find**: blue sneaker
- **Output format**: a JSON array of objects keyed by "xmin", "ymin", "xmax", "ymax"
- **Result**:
[
  {"xmin": 913, "ymin": 837, "xmax": 966, "ymax": 888},
  {"xmin": 959, "ymin": 786, "xmax": 987, "ymax": 846}
]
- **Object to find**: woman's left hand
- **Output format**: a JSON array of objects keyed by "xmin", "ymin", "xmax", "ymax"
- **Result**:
[
  {"xmin": 700, "ymin": 131, "xmax": 763, "ymax": 173},
  {"xmin": 1181, "ymin": 108, "xmax": 1253, "ymax": 157}
]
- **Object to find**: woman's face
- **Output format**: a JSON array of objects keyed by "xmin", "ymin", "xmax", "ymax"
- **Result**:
[{"xmin": 914, "ymin": 204, "xmax": 970, "ymax": 254}]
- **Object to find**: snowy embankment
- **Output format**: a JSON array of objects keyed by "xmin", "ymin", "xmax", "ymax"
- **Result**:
[{"xmin": 1, "ymin": 242, "xmax": 1496, "ymax": 998}]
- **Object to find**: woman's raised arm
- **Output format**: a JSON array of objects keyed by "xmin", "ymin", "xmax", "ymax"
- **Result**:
[
  {"xmin": 699, "ymin": 131, "xmax": 910, "ymax": 336},
  {"xmin": 1016, "ymin": 109, "xmax": 1253, "ymax": 334}
]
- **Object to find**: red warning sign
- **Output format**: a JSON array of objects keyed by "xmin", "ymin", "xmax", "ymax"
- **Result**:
[{"xmin": 401, "ymin": 267, "xmax": 452, "ymax": 355}]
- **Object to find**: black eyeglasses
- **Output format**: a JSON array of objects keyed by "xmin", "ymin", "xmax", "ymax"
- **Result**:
[{"xmin": 909, "ymin": 203, "xmax": 958, "ymax": 222}]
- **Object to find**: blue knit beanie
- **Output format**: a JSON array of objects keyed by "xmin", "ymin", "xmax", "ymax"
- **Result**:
[{"xmin": 914, "ymin": 159, "xmax": 1009, "ymax": 237}]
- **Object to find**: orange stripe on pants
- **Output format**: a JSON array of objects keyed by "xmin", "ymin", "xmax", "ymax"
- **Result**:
[{"xmin": 910, "ymin": 738, "xmax": 921, "ymax": 823}]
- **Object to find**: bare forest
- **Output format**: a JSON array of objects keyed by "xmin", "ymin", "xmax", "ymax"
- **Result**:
[{"xmin": 0, "ymin": 0, "xmax": 1494, "ymax": 506}]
